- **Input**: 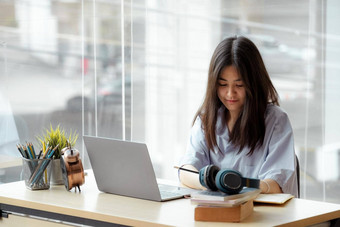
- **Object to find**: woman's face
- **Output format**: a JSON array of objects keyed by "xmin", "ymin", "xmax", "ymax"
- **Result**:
[{"xmin": 217, "ymin": 65, "xmax": 246, "ymax": 118}]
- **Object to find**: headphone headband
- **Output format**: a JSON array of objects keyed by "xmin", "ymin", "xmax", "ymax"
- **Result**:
[{"xmin": 242, "ymin": 177, "xmax": 260, "ymax": 189}]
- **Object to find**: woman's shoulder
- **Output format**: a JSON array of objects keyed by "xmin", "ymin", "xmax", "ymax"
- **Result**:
[
  {"xmin": 264, "ymin": 104, "xmax": 293, "ymax": 136},
  {"xmin": 265, "ymin": 104, "xmax": 289, "ymax": 122}
]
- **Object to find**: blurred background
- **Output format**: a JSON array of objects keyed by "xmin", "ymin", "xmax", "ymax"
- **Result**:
[{"xmin": 1, "ymin": 0, "xmax": 340, "ymax": 203}]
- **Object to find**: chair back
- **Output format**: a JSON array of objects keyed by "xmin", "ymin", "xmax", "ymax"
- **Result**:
[{"xmin": 295, "ymin": 155, "xmax": 300, "ymax": 198}]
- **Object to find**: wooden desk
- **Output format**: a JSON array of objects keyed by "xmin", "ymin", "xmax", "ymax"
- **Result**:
[{"xmin": 1, "ymin": 171, "xmax": 340, "ymax": 227}]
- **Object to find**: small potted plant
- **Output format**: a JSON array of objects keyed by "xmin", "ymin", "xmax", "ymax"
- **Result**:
[{"xmin": 37, "ymin": 124, "xmax": 78, "ymax": 185}]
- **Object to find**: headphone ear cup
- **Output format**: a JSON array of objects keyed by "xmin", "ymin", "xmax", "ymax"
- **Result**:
[
  {"xmin": 215, "ymin": 169, "xmax": 243, "ymax": 194},
  {"xmin": 199, "ymin": 165, "xmax": 220, "ymax": 191}
]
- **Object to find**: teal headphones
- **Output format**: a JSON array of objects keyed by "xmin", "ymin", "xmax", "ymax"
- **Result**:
[{"xmin": 199, "ymin": 165, "xmax": 260, "ymax": 194}]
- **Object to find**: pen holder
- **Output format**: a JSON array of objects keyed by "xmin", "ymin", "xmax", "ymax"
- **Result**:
[{"xmin": 22, "ymin": 157, "xmax": 52, "ymax": 190}]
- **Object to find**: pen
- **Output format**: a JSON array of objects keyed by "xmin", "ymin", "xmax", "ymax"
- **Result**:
[{"xmin": 174, "ymin": 166, "xmax": 199, "ymax": 174}]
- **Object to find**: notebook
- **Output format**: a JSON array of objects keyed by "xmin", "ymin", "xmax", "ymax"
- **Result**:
[
  {"xmin": 254, "ymin": 193, "xmax": 294, "ymax": 204},
  {"xmin": 83, "ymin": 136, "xmax": 194, "ymax": 202}
]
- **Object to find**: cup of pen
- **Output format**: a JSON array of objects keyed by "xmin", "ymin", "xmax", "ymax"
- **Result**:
[{"xmin": 22, "ymin": 157, "xmax": 52, "ymax": 190}]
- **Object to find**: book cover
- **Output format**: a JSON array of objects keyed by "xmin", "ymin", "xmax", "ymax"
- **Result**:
[
  {"xmin": 194, "ymin": 199, "xmax": 254, "ymax": 222},
  {"xmin": 191, "ymin": 187, "xmax": 261, "ymax": 201}
]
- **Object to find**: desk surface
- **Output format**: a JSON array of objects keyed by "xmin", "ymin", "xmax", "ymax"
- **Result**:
[{"xmin": 1, "ymin": 171, "xmax": 340, "ymax": 227}]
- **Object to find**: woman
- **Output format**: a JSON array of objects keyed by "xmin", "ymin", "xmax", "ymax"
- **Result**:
[{"xmin": 178, "ymin": 36, "xmax": 298, "ymax": 197}]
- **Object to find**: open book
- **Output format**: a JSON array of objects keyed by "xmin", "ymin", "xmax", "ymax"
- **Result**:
[{"xmin": 254, "ymin": 193, "xmax": 294, "ymax": 204}]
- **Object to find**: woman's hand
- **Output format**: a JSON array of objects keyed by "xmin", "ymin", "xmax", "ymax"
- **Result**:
[
  {"xmin": 178, "ymin": 165, "xmax": 206, "ymax": 190},
  {"xmin": 260, "ymin": 179, "xmax": 283, "ymax": 194}
]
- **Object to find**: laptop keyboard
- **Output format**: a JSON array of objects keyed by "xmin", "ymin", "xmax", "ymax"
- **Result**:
[
  {"xmin": 158, "ymin": 184, "xmax": 193, "ymax": 200},
  {"xmin": 160, "ymin": 190, "xmax": 183, "ymax": 199}
]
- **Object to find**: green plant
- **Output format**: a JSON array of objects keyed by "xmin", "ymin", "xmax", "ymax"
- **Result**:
[{"xmin": 37, "ymin": 124, "xmax": 78, "ymax": 159}]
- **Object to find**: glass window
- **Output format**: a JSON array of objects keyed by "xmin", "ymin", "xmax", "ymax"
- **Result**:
[{"xmin": 1, "ymin": 0, "xmax": 340, "ymax": 204}]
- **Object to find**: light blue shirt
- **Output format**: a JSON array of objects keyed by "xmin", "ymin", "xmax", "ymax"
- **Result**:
[{"xmin": 180, "ymin": 104, "xmax": 298, "ymax": 197}]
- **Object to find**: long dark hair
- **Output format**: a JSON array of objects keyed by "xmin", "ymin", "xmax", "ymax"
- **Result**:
[{"xmin": 194, "ymin": 36, "xmax": 279, "ymax": 155}]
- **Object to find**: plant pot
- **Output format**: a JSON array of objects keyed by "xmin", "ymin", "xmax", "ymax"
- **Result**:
[{"xmin": 50, "ymin": 159, "xmax": 64, "ymax": 185}]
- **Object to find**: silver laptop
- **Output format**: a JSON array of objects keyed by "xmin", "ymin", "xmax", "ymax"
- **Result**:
[{"xmin": 84, "ymin": 136, "xmax": 194, "ymax": 202}]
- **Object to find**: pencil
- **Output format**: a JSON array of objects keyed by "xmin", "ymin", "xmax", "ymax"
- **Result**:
[
  {"xmin": 29, "ymin": 142, "xmax": 36, "ymax": 159},
  {"xmin": 43, "ymin": 143, "xmax": 48, "ymax": 184},
  {"xmin": 37, "ymin": 149, "xmax": 43, "ymax": 159},
  {"xmin": 17, "ymin": 144, "xmax": 25, "ymax": 158},
  {"xmin": 27, "ymin": 143, "xmax": 35, "ymax": 159},
  {"xmin": 29, "ymin": 148, "xmax": 49, "ymax": 184},
  {"xmin": 173, "ymin": 166, "xmax": 199, "ymax": 174},
  {"xmin": 23, "ymin": 146, "xmax": 31, "ymax": 159}
]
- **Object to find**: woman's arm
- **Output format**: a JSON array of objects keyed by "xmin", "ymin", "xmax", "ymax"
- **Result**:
[
  {"xmin": 258, "ymin": 107, "xmax": 298, "ymax": 197},
  {"xmin": 260, "ymin": 179, "xmax": 283, "ymax": 194},
  {"xmin": 179, "ymin": 165, "xmax": 206, "ymax": 190}
]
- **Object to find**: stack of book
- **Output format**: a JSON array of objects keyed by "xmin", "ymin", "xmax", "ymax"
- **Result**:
[{"xmin": 191, "ymin": 188, "xmax": 261, "ymax": 222}]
